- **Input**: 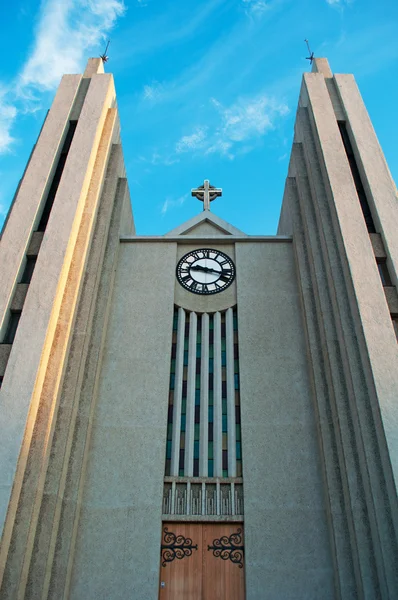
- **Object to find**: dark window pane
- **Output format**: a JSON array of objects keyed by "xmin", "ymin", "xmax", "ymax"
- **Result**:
[
  {"xmin": 236, "ymin": 442, "xmax": 242, "ymax": 460},
  {"xmin": 168, "ymin": 405, "xmax": 173, "ymax": 423},
  {"xmin": 179, "ymin": 449, "xmax": 185, "ymax": 472},
  {"xmin": 208, "ymin": 459, "xmax": 214, "ymax": 477},
  {"xmin": 235, "ymin": 406, "xmax": 241, "ymax": 424},
  {"xmin": 20, "ymin": 256, "xmax": 37, "ymax": 284},
  {"xmin": 377, "ymin": 261, "xmax": 392, "ymax": 286},
  {"xmin": 209, "ymin": 373, "xmax": 214, "ymax": 390},
  {"xmin": 208, "ymin": 421, "xmax": 214, "ymax": 441},
  {"xmin": 3, "ymin": 311, "xmax": 21, "ymax": 344},
  {"xmin": 165, "ymin": 459, "xmax": 171, "ymax": 476},
  {"xmin": 194, "ymin": 441, "xmax": 200, "ymax": 459},
  {"xmin": 222, "ymin": 450, "xmax": 228, "ymax": 470},
  {"xmin": 193, "ymin": 459, "xmax": 199, "ymax": 477},
  {"xmin": 166, "ymin": 440, "xmax": 172, "ymax": 459},
  {"xmin": 208, "ymin": 406, "xmax": 213, "ymax": 423},
  {"xmin": 337, "ymin": 121, "xmax": 376, "ymax": 233},
  {"xmin": 222, "ymin": 381, "xmax": 227, "ymax": 398},
  {"xmin": 167, "ymin": 423, "xmax": 173, "ymax": 440},
  {"xmin": 195, "ymin": 405, "xmax": 200, "ymax": 424},
  {"xmin": 208, "ymin": 442, "xmax": 213, "ymax": 459},
  {"xmin": 222, "ymin": 415, "xmax": 228, "ymax": 432}
]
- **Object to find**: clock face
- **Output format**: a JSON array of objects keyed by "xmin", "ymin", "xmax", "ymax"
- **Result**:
[{"xmin": 176, "ymin": 248, "xmax": 235, "ymax": 295}]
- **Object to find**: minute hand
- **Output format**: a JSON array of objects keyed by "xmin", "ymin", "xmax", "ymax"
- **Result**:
[{"xmin": 190, "ymin": 265, "xmax": 221, "ymax": 275}]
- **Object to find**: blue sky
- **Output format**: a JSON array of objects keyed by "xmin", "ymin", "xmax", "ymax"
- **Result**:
[{"xmin": 1, "ymin": 0, "xmax": 397, "ymax": 235}]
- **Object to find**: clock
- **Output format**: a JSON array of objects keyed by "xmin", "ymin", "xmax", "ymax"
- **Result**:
[{"xmin": 176, "ymin": 248, "xmax": 235, "ymax": 295}]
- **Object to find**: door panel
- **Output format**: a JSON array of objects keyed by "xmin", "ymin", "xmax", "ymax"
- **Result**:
[
  {"xmin": 159, "ymin": 523, "xmax": 245, "ymax": 600},
  {"xmin": 159, "ymin": 524, "xmax": 202, "ymax": 600},
  {"xmin": 204, "ymin": 524, "xmax": 245, "ymax": 600}
]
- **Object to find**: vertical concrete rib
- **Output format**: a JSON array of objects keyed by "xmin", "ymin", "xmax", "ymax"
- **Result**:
[
  {"xmin": 199, "ymin": 313, "xmax": 209, "ymax": 476},
  {"xmin": 171, "ymin": 307, "xmax": 185, "ymax": 476},
  {"xmin": 226, "ymin": 308, "xmax": 236, "ymax": 477},
  {"xmin": 284, "ymin": 175, "xmax": 354, "ymax": 598},
  {"xmin": 185, "ymin": 312, "xmax": 197, "ymax": 477},
  {"xmin": 213, "ymin": 311, "xmax": 223, "ymax": 477},
  {"xmin": 302, "ymin": 73, "xmax": 398, "ymax": 596},
  {"xmin": 0, "ymin": 74, "xmax": 81, "ymax": 338}
]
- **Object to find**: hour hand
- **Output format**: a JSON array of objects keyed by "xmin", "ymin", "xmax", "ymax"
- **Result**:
[{"xmin": 190, "ymin": 265, "xmax": 220, "ymax": 275}]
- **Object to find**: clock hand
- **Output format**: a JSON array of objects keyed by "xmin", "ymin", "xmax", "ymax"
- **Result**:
[{"xmin": 190, "ymin": 265, "xmax": 221, "ymax": 275}]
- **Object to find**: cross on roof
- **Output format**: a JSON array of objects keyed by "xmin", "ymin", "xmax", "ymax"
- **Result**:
[{"xmin": 191, "ymin": 180, "xmax": 222, "ymax": 211}]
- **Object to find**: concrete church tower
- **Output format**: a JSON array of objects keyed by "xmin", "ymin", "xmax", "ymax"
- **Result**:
[{"xmin": 0, "ymin": 56, "xmax": 397, "ymax": 600}]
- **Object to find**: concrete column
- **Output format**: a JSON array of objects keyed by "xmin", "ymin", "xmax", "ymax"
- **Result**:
[
  {"xmin": 0, "ymin": 72, "xmax": 116, "ymax": 588},
  {"xmin": 199, "ymin": 313, "xmax": 209, "ymax": 476},
  {"xmin": 170, "ymin": 307, "xmax": 185, "ymax": 476},
  {"xmin": 213, "ymin": 311, "xmax": 223, "ymax": 477},
  {"xmin": 185, "ymin": 311, "xmax": 197, "ymax": 477},
  {"xmin": 226, "ymin": 307, "xmax": 236, "ymax": 477},
  {"xmin": 0, "ymin": 74, "xmax": 82, "ymax": 337},
  {"xmin": 334, "ymin": 74, "xmax": 398, "ymax": 288}
]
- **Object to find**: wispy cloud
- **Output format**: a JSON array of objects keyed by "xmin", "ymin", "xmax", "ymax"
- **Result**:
[
  {"xmin": 174, "ymin": 93, "xmax": 289, "ymax": 159},
  {"xmin": 161, "ymin": 193, "xmax": 188, "ymax": 215},
  {"xmin": 0, "ymin": 0, "xmax": 126, "ymax": 153},
  {"xmin": 176, "ymin": 127, "xmax": 208, "ymax": 154},
  {"xmin": 325, "ymin": 0, "xmax": 352, "ymax": 7},
  {"xmin": 242, "ymin": 0, "xmax": 270, "ymax": 16},
  {"xmin": 0, "ymin": 91, "xmax": 17, "ymax": 154},
  {"xmin": 142, "ymin": 82, "xmax": 164, "ymax": 103}
]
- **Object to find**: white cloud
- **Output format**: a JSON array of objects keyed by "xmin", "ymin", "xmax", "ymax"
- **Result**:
[
  {"xmin": 175, "ymin": 127, "xmax": 208, "ymax": 154},
  {"xmin": 0, "ymin": 91, "xmax": 18, "ymax": 154},
  {"xmin": 143, "ymin": 82, "xmax": 164, "ymax": 103},
  {"xmin": 19, "ymin": 0, "xmax": 126, "ymax": 92},
  {"xmin": 242, "ymin": 0, "xmax": 270, "ymax": 16},
  {"xmin": 0, "ymin": 0, "xmax": 126, "ymax": 153},
  {"xmin": 325, "ymin": 0, "xmax": 352, "ymax": 6},
  {"xmin": 161, "ymin": 193, "xmax": 188, "ymax": 215},
  {"xmin": 174, "ymin": 93, "xmax": 289, "ymax": 159},
  {"xmin": 212, "ymin": 94, "xmax": 289, "ymax": 143}
]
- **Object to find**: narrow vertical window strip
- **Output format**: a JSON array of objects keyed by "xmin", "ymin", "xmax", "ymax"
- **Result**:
[
  {"xmin": 337, "ymin": 121, "xmax": 376, "ymax": 233},
  {"xmin": 199, "ymin": 314, "xmax": 209, "ymax": 476},
  {"xmin": 213, "ymin": 311, "xmax": 223, "ymax": 477},
  {"xmin": 170, "ymin": 307, "xmax": 186, "ymax": 476},
  {"xmin": 226, "ymin": 307, "xmax": 236, "ymax": 477},
  {"xmin": 184, "ymin": 312, "xmax": 197, "ymax": 477}
]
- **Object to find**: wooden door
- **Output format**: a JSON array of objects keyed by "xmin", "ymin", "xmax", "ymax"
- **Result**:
[{"xmin": 159, "ymin": 523, "xmax": 245, "ymax": 600}]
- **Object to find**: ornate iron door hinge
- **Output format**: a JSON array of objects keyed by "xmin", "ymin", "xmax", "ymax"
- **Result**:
[
  {"xmin": 207, "ymin": 528, "xmax": 244, "ymax": 568},
  {"xmin": 161, "ymin": 527, "xmax": 198, "ymax": 567}
]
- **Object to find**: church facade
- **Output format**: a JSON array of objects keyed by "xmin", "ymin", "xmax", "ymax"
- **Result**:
[{"xmin": 0, "ymin": 57, "xmax": 397, "ymax": 600}]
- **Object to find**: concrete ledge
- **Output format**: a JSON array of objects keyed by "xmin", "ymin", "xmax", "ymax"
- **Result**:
[
  {"xmin": 370, "ymin": 233, "xmax": 387, "ymax": 259},
  {"xmin": 0, "ymin": 345, "xmax": 12, "ymax": 376},
  {"xmin": 385, "ymin": 286, "xmax": 398, "ymax": 315},
  {"xmin": 10, "ymin": 285, "xmax": 29, "ymax": 312},
  {"xmin": 120, "ymin": 236, "xmax": 293, "ymax": 243},
  {"xmin": 27, "ymin": 232, "xmax": 44, "ymax": 257}
]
